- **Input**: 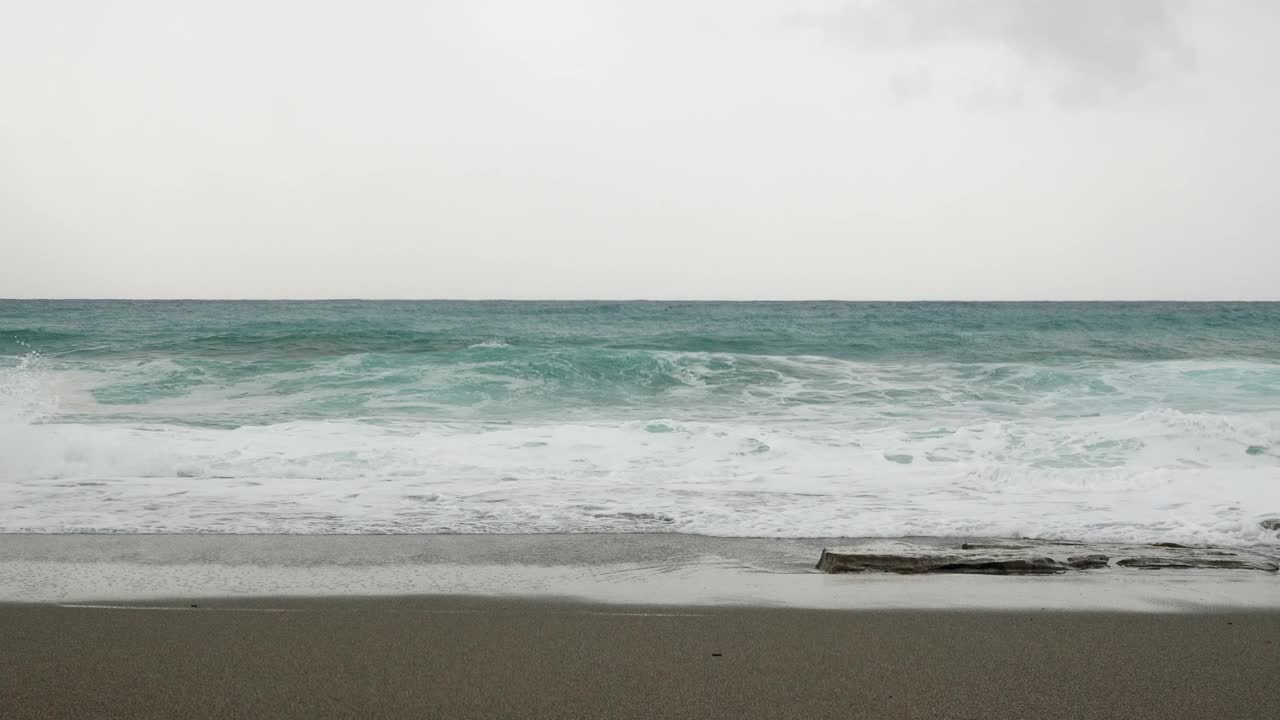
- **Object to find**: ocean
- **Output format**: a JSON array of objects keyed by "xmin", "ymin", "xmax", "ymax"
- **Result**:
[{"xmin": 2, "ymin": 300, "xmax": 1278, "ymax": 545}]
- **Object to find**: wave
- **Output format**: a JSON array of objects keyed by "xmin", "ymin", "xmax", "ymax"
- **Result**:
[
  {"xmin": 3, "ymin": 301, "xmax": 1279, "ymax": 543},
  {"xmin": 2, "ymin": 417, "xmax": 1276, "ymax": 543},
  {"xmin": 3, "ymin": 357, "xmax": 1278, "ymax": 543},
  {"xmin": 12, "ymin": 350, "xmax": 1280, "ymax": 428}
]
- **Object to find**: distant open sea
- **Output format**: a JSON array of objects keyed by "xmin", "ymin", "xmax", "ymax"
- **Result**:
[{"xmin": 2, "ymin": 300, "xmax": 1278, "ymax": 545}]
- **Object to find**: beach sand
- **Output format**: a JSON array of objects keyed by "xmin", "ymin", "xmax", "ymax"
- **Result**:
[
  {"xmin": 3, "ymin": 535, "xmax": 1278, "ymax": 718},
  {"xmin": 2, "ymin": 596, "xmax": 1279, "ymax": 719}
]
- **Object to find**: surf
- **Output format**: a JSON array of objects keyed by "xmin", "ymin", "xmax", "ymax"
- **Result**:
[{"xmin": 2, "ymin": 301, "xmax": 1278, "ymax": 544}]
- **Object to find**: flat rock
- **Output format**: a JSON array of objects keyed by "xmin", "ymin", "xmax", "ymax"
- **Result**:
[
  {"xmin": 817, "ymin": 539, "xmax": 1279, "ymax": 575},
  {"xmin": 1066, "ymin": 554, "xmax": 1110, "ymax": 570},
  {"xmin": 816, "ymin": 551, "xmax": 942, "ymax": 574},
  {"xmin": 816, "ymin": 549, "xmax": 1063, "ymax": 575},
  {"xmin": 935, "ymin": 558, "xmax": 1064, "ymax": 575},
  {"xmin": 1117, "ymin": 557, "xmax": 1280, "ymax": 572}
]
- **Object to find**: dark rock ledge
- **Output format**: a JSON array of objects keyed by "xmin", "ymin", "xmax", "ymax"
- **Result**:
[{"xmin": 816, "ymin": 539, "xmax": 1280, "ymax": 576}]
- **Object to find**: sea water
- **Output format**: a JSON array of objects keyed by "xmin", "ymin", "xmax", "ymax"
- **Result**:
[{"xmin": 1, "ymin": 300, "xmax": 1277, "ymax": 545}]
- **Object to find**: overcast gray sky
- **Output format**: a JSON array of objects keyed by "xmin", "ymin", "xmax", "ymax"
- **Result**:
[{"xmin": 2, "ymin": 0, "xmax": 1278, "ymax": 300}]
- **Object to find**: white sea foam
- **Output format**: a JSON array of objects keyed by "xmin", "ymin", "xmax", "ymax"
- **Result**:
[
  {"xmin": 3, "ymin": 352, "xmax": 1279, "ymax": 544},
  {"xmin": 466, "ymin": 339, "xmax": 511, "ymax": 349},
  {"xmin": 2, "ymin": 412, "xmax": 1277, "ymax": 544}
]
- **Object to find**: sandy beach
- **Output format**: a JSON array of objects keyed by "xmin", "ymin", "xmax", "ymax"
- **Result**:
[
  {"xmin": 1, "ymin": 534, "xmax": 1278, "ymax": 718},
  {"xmin": 2, "ymin": 596, "xmax": 1278, "ymax": 719}
]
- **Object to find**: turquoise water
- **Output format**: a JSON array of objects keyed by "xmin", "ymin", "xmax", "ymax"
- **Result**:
[{"xmin": 2, "ymin": 301, "xmax": 1278, "ymax": 542}]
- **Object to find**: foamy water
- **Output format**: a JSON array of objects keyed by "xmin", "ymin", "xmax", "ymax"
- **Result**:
[{"xmin": 2, "ymin": 301, "xmax": 1278, "ymax": 544}]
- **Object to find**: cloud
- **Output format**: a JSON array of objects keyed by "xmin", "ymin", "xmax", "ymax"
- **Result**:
[
  {"xmin": 887, "ymin": 66, "xmax": 932, "ymax": 104},
  {"xmin": 791, "ymin": 0, "xmax": 1195, "ymax": 105}
]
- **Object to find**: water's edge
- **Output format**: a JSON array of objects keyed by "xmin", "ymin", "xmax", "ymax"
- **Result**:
[{"xmin": 5, "ymin": 534, "xmax": 1278, "ymax": 610}]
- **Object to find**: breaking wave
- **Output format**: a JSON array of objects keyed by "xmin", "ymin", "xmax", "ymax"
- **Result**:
[{"xmin": 2, "ymin": 301, "xmax": 1279, "ymax": 543}]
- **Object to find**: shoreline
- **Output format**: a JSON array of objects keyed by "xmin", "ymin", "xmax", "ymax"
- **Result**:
[
  {"xmin": 3, "ymin": 533, "xmax": 1277, "ymax": 610},
  {"xmin": 5, "ymin": 535, "xmax": 1279, "ymax": 718}
]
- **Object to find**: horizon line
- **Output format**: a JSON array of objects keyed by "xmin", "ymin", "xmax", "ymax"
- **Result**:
[{"xmin": 2, "ymin": 297, "xmax": 1280, "ymax": 303}]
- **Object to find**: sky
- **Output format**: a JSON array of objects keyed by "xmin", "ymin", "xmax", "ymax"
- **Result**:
[{"xmin": 2, "ymin": 0, "xmax": 1278, "ymax": 300}]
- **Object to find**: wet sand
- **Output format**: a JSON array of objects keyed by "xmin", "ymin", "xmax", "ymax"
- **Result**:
[
  {"xmin": 3, "ymin": 596, "xmax": 1278, "ymax": 720},
  {"xmin": 5, "ymin": 533, "xmax": 1280, "ymax": 610}
]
